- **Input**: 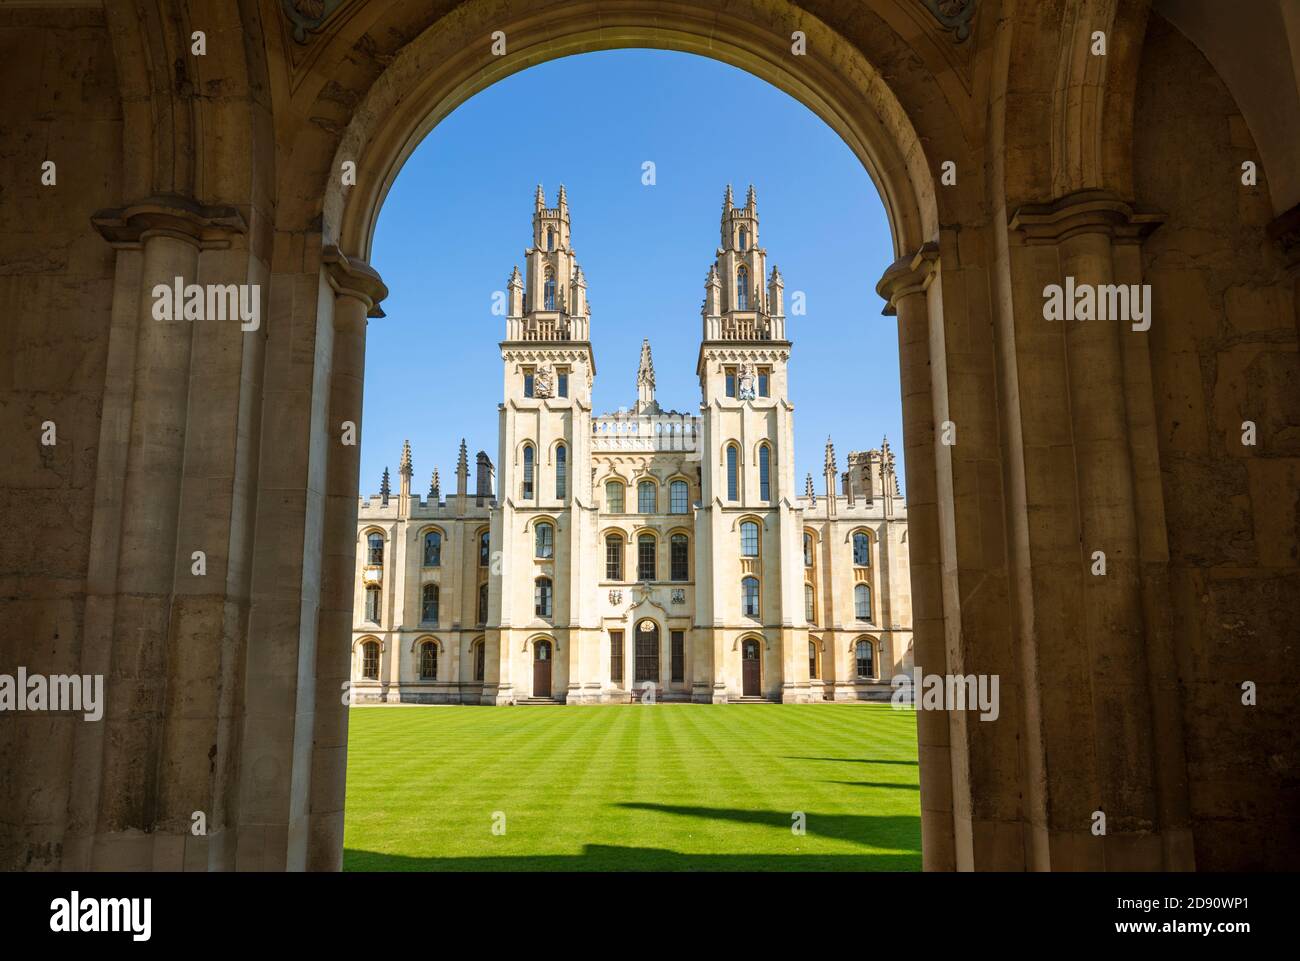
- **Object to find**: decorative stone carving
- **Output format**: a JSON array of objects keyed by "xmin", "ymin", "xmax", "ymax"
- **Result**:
[
  {"xmin": 534, "ymin": 363, "xmax": 554, "ymax": 398},
  {"xmin": 671, "ymin": 589, "xmax": 686, "ymax": 605},
  {"xmin": 920, "ymin": 0, "xmax": 977, "ymax": 43},
  {"xmin": 738, "ymin": 361, "xmax": 757, "ymax": 400},
  {"xmin": 608, "ymin": 590, "xmax": 622, "ymax": 605},
  {"xmin": 281, "ymin": 0, "xmax": 347, "ymax": 44}
]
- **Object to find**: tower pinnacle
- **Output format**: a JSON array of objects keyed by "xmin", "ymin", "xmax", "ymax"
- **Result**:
[{"xmin": 635, "ymin": 338, "xmax": 657, "ymax": 414}]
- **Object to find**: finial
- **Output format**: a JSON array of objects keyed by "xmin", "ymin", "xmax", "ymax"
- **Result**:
[
  {"xmin": 825, "ymin": 436, "xmax": 837, "ymax": 472},
  {"xmin": 638, "ymin": 338, "xmax": 655, "ymax": 386},
  {"xmin": 380, "ymin": 466, "xmax": 391, "ymax": 503},
  {"xmin": 747, "ymin": 183, "xmax": 756, "ymax": 207},
  {"xmin": 723, "ymin": 184, "xmax": 734, "ymax": 208},
  {"xmin": 457, "ymin": 439, "xmax": 469, "ymax": 473},
  {"xmin": 430, "ymin": 468, "xmax": 440, "ymax": 499},
  {"xmin": 508, "ymin": 265, "xmax": 522, "ymax": 287},
  {"xmin": 399, "ymin": 439, "xmax": 412, "ymax": 475},
  {"xmin": 558, "ymin": 184, "xmax": 567, "ymax": 207},
  {"xmin": 535, "ymin": 184, "xmax": 545, "ymax": 207},
  {"xmin": 805, "ymin": 472, "xmax": 816, "ymax": 505}
]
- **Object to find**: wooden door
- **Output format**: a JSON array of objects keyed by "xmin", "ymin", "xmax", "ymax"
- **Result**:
[
  {"xmin": 742, "ymin": 639, "xmax": 760, "ymax": 697},
  {"xmin": 533, "ymin": 640, "xmax": 551, "ymax": 698}
]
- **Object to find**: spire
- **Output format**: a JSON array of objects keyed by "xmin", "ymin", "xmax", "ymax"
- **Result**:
[
  {"xmin": 456, "ymin": 438, "xmax": 469, "ymax": 498},
  {"xmin": 508, "ymin": 265, "xmax": 522, "ymax": 287},
  {"xmin": 723, "ymin": 184, "xmax": 734, "ymax": 209},
  {"xmin": 746, "ymin": 183, "xmax": 756, "ymax": 208},
  {"xmin": 380, "ymin": 466, "xmax": 391, "ymax": 505},
  {"xmin": 823, "ymin": 437, "xmax": 838, "ymax": 516},
  {"xmin": 399, "ymin": 438, "xmax": 412, "ymax": 476},
  {"xmin": 557, "ymin": 184, "xmax": 567, "ymax": 208},
  {"xmin": 805, "ymin": 472, "xmax": 816, "ymax": 506},
  {"xmin": 638, "ymin": 338, "xmax": 655, "ymax": 387},
  {"xmin": 429, "ymin": 467, "xmax": 440, "ymax": 500},
  {"xmin": 636, "ymin": 338, "xmax": 657, "ymax": 413},
  {"xmin": 535, "ymin": 183, "xmax": 545, "ymax": 208}
]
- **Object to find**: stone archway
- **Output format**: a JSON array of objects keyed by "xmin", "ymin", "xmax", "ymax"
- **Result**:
[{"xmin": 8, "ymin": 0, "xmax": 1297, "ymax": 873}]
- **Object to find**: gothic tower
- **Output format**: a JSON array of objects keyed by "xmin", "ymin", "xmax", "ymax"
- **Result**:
[
  {"xmin": 492, "ymin": 185, "xmax": 598, "ymax": 703},
  {"xmin": 695, "ymin": 184, "xmax": 808, "ymax": 702}
]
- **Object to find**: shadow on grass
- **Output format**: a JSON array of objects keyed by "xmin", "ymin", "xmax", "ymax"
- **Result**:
[
  {"xmin": 617, "ymin": 803, "xmax": 919, "ymax": 850},
  {"xmin": 819, "ymin": 780, "xmax": 921, "ymax": 791},
  {"xmin": 781, "ymin": 756, "xmax": 919, "ymax": 766},
  {"xmin": 344, "ymin": 843, "xmax": 920, "ymax": 872}
]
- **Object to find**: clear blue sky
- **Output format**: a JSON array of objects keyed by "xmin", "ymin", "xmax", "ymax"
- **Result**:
[{"xmin": 364, "ymin": 49, "xmax": 902, "ymax": 498}]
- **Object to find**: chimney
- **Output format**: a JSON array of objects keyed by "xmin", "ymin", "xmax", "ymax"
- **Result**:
[{"xmin": 475, "ymin": 451, "xmax": 495, "ymax": 505}]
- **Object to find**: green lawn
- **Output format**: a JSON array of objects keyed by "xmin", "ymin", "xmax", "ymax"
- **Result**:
[{"xmin": 343, "ymin": 703, "xmax": 921, "ymax": 871}]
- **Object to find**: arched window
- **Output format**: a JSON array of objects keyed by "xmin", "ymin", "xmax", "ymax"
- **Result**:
[
  {"xmin": 726, "ymin": 444, "xmax": 739, "ymax": 502},
  {"xmin": 605, "ymin": 480, "xmax": 624, "ymax": 513},
  {"xmin": 544, "ymin": 269, "xmax": 556, "ymax": 310},
  {"xmin": 854, "ymin": 584, "xmax": 872, "ymax": 621},
  {"xmin": 853, "ymin": 531, "xmax": 870, "ymax": 567},
  {"xmin": 421, "ymin": 583, "xmax": 439, "ymax": 624},
  {"xmin": 419, "ymin": 641, "xmax": 438, "ymax": 679},
  {"xmin": 638, "ymin": 480, "xmax": 656, "ymax": 514},
  {"xmin": 736, "ymin": 265, "xmax": 749, "ymax": 309},
  {"xmin": 535, "ymin": 521, "xmax": 554, "ymax": 559},
  {"xmin": 738, "ymin": 225, "xmax": 747, "ymax": 251},
  {"xmin": 546, "ymin": 227, "xmax": 554, "ymax": 251},
  {"xmin": 741, "ymin": 576, "xmax": 760, "ymax": 618},
  {"xmin": 423, "ymin": 530, "xmax": 442, "ymax": 567},
  {"xmin": 555, "ymin": 444, "xmax": 567, "ymax": 499},
  {"xmin": 479, "ymin": 530, "xmax": 491, "ymax": 567},
  {"xmin": 534, "ymin": 576, "xmax": 552, "ymax": 617},
  {"xmin": 473, "ymin": 640, "xmax": 486, "ymax": 681},
  {"xmin": 477, "ymin": 582, "xmax": 489, "ymax": 625},
  {"xmin": 670, "ymin": 533, "xmax": 689, "ymax": 581},
  {"xmin": 758, "ymin": 444, "xmax": 771, "ymax": 501},
  {"xmin": 809, "ymin": 640, "xmax": 818, "ymax": 679},
  {"xmin": 522, "ymin": 444, "xmax": 535, "ymax": 499},
  {"xmin": 669, "ymin": 480, "xmax": 688, "ymax": 514},
  {"xmin": 805, "ymin": 583, "xmax": 816, "ymax": 623},
  {"xmin": 362, "ymin": 640, "xmax": 379, "ymax": 680},
  {"xmin": 367, "ymin": 532, "xmax": 384, "ymax": 566},
  {"xmin": 803, "ymin": 532, "xmax": 814, "ymax": 567},
  {"xmin": 637, "ymin": 533, "xmax": 656, "ymax": 582},
  {"xmin": 364, "ymin": 586, "xmax": 380, "ymax": 624},
  {"xmin": 635, "ymin": 621, "xmax": 659, "ymax": 683},
  {"xmin": 605, "ymin": 533, "xmax": 624, "ymax": 580},
  {"xmin": 855, "ymin": 639, "xmax": 875, "ymax": 679},
  {"xmin": 740, "ymin": 520, "xmax": 759, "ymax": 557}
]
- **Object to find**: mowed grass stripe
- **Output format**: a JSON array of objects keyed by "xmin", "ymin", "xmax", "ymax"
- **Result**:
[{"xmin": 344, "ymin": 703, "xmax": 921, "ymax": 871}]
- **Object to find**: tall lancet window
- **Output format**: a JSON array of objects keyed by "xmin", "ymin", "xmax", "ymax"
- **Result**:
[
  {"xmin": 736, "ymin": 266, "xmax": 749, "ymax": 310},
  {"xmin": 546, "ymin": 227, "xmax": 554, "ymax": 251},
  {"xmin": 555, "ymin": 444, "xmax": 567, "ymax": 499},
  {"xmin": 738, "ymin": 226, "xmax": 747, "ymax": 251},
  {"xmin": 544, "ymin": 269, "xmax": 556, "ymax": 310}
]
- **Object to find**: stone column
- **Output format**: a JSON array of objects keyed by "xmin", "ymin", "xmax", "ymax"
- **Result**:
[
  {"xmin": 307, "ymin": 246, "xmax": 387, "ymax": 870},
  {"xmin": 1008, "ymin": 190, "xmax": 1192, "ymax": 869},
  {"xmin": 73, "ymin": 197, "xmax": 248, "ymax": 870},
  {"xmin": 877, "ymin": 242, "xmax": 957, "ymax": 872}
]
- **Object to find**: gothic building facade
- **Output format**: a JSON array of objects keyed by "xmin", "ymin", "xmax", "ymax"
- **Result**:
[{"xmin": 350, "ymin": 186, "xmax": 911, "ymax": 703}]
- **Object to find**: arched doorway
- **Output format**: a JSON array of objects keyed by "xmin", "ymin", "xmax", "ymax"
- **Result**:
[
  {"xmin": 741, "ymin": 637, "xmax": 762, "ymax": 698},
  {"xmin": 532, "ymin": 639, "xmax": 552, "ymax": 698}
]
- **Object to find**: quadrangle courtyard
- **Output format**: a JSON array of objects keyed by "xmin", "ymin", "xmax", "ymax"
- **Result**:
[{"xmin": 343, "ymin": 703, "xmax": 921, "ymax": 871}]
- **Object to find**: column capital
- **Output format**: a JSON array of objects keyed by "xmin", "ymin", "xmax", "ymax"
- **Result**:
[
  {"xmin": 90, "ymin": 194, "xmax": 247, "ymax": 249},
  {"xmin": 875, "ymin": 241, "xmax": 939, "ymax": 316},
  {"xmin": 1008, "ymin": 189, "xmax": 1163, "ymax": 246},
  {"xmin": 322, "ymin": 245, "xmax": 388, "ymax": 318}
]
